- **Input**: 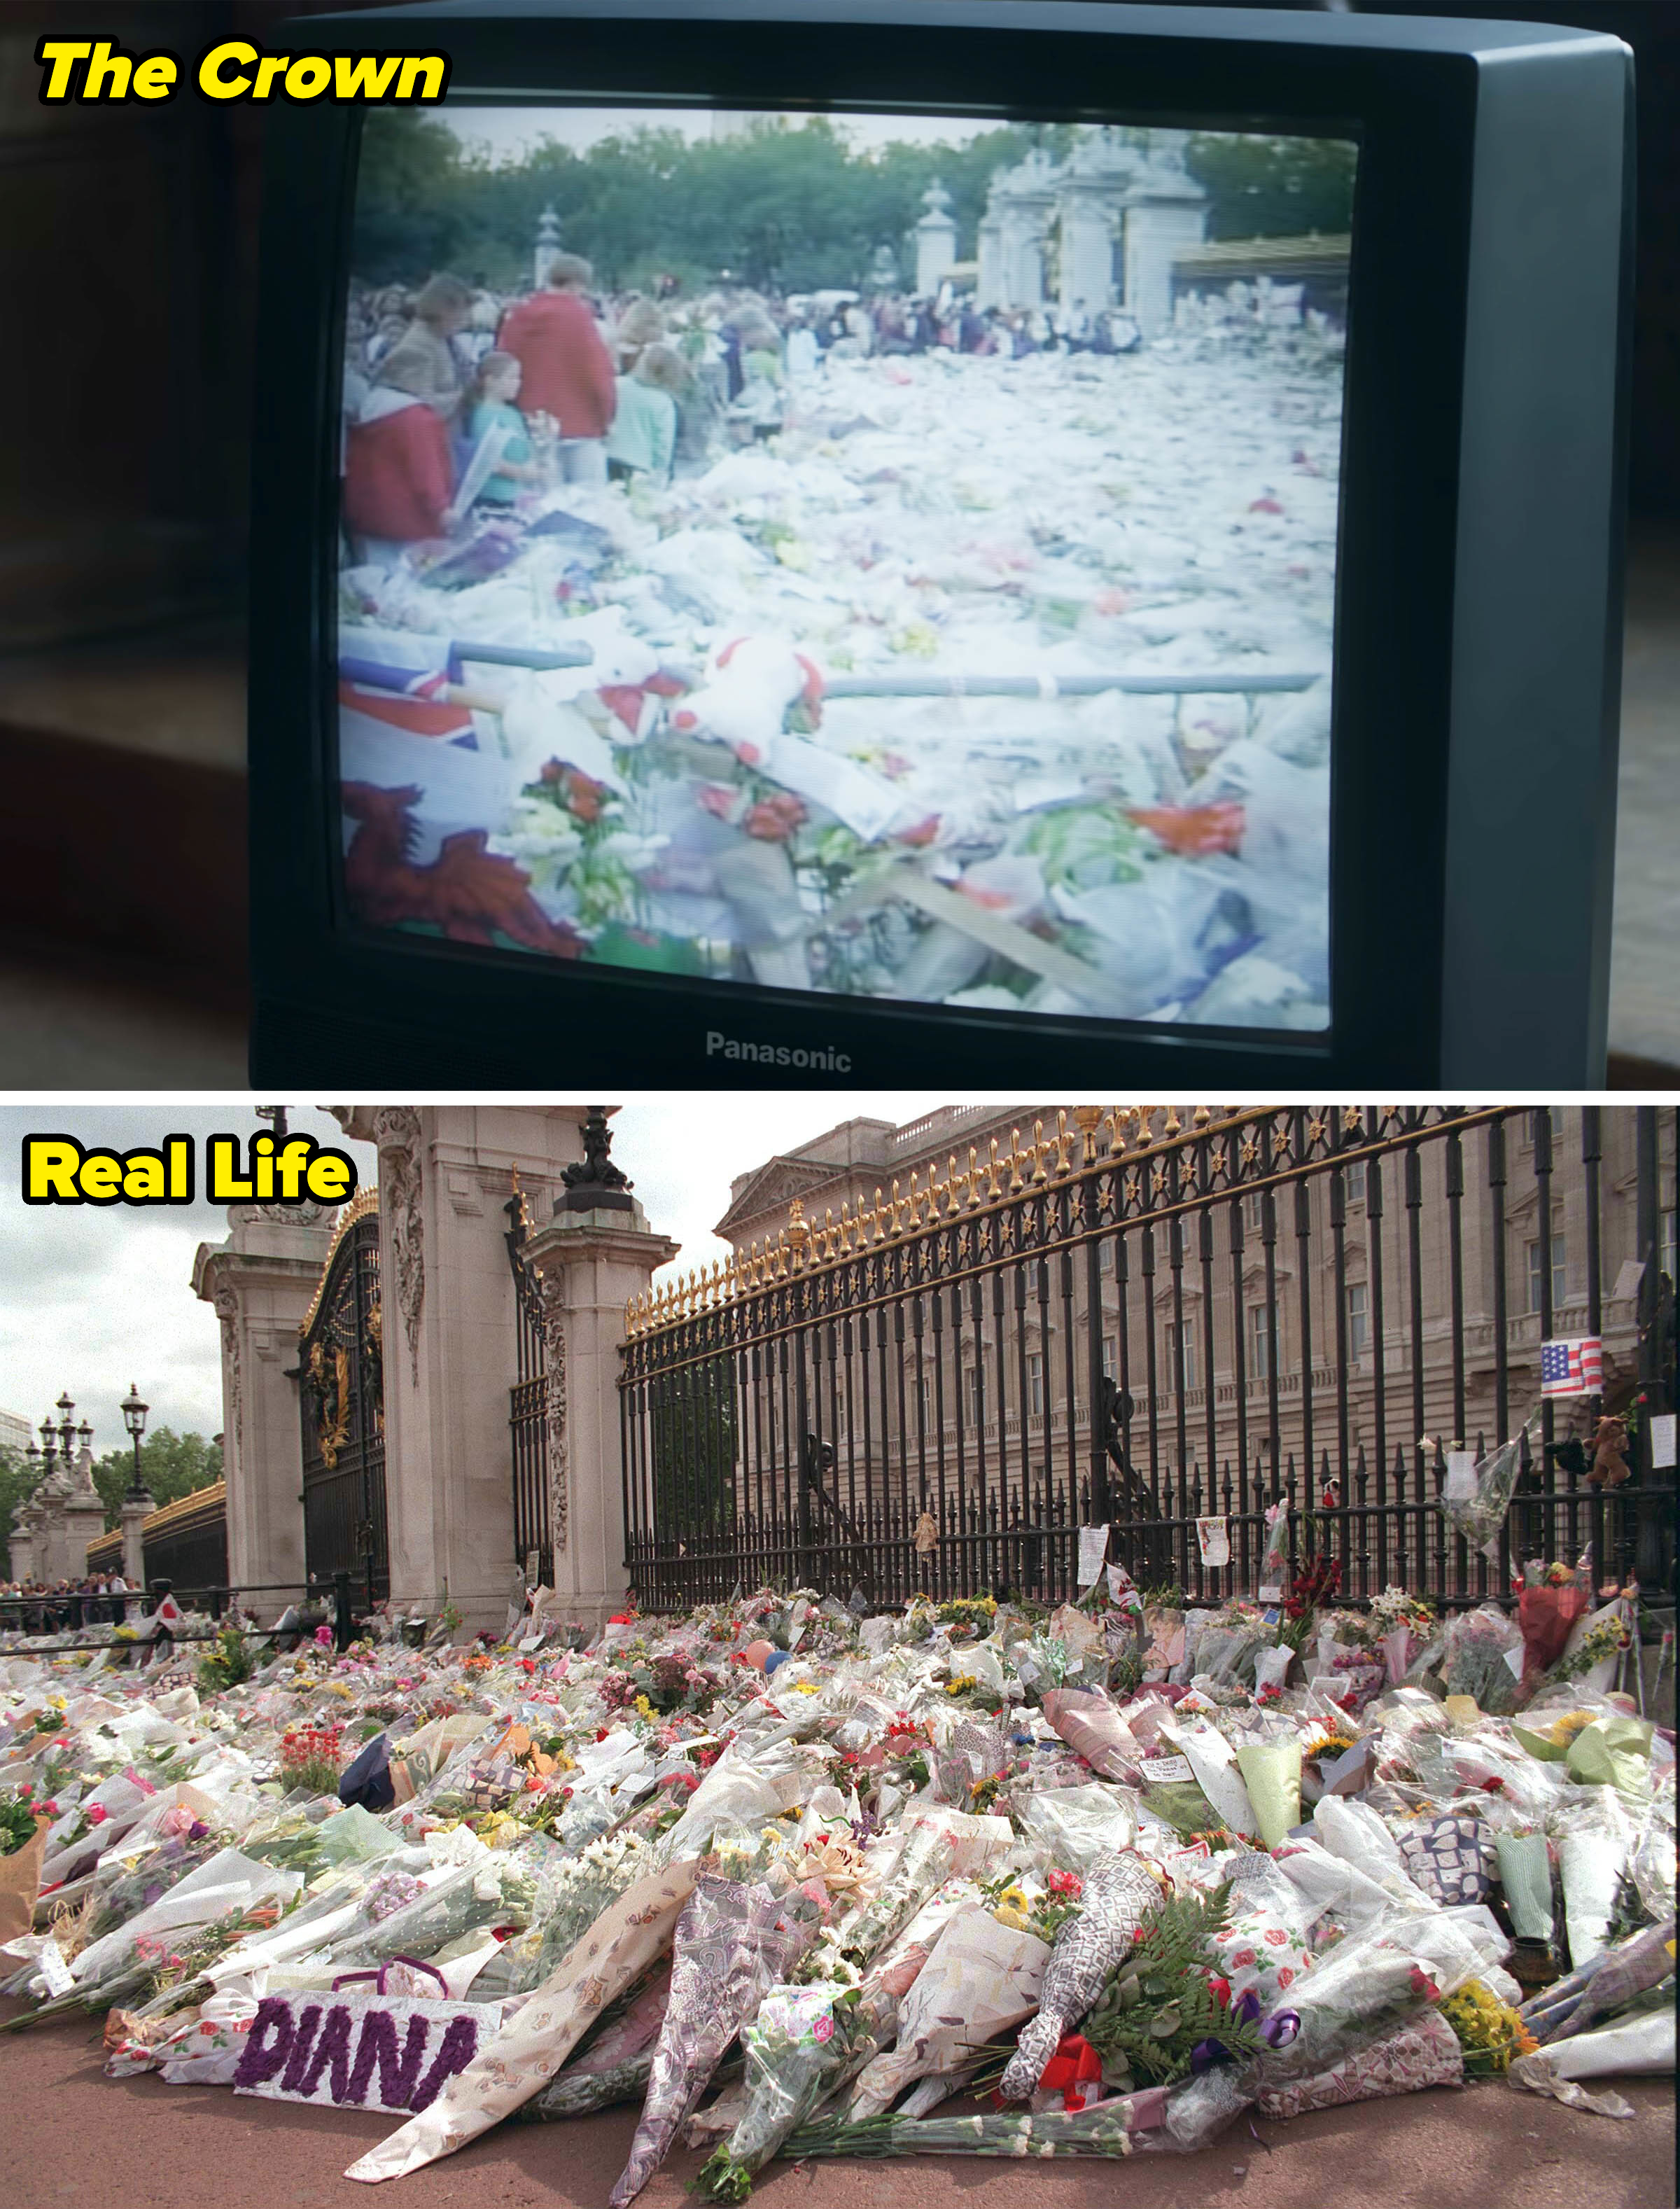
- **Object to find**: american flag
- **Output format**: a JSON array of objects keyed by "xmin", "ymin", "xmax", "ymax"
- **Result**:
[{"xmin": 1540, "ymin": 1337, "xmax": 1602, "ymax": 1397}]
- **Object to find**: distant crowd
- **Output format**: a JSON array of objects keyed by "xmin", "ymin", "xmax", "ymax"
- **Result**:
[
  {"xmin": 340, "ymin": 256, "xmax": 1142, "ymax": 558},
  {"xmin": 1, "ymin": 1573, "xmax": 132, "ymax": 1632}
]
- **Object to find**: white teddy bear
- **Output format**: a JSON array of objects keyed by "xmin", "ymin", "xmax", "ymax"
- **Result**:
[{"xmin": 667, "ymin": 635, "xmax": 824, "ymax": 765}]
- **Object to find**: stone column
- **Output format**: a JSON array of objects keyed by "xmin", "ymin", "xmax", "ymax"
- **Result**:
[
  {"xmin": 535, "ymin": 205, "xmax": 561, "ymax": 291},
  {"xmin": 524, "ymin": 1185, "xmax": 678, "ymax": 1629},
  {"xmin": 913, "ymin": 181, "xmax": 958, "ymax": 298},
  {"xmin": 334, "ymin": 1106, "xmax": 601, "ymax": 1635},
  {"xmin": 193, "ymin": 1204, "xmax": 340, "ymax": 1596},
  {"xmin": 976, "ymin": 208, "xmax": 1004, "ymax": 309},
  {"xmin": 120, "ymin": 1491, "xmax": 151, "ymax": 1588},
  {"xmin": 1060, "ymin": 183, "xmax": 1117, "ymax": 316},
  {"xmin": 1122, "ymin": 193, "xmax": 1208, "ymax": 335}
]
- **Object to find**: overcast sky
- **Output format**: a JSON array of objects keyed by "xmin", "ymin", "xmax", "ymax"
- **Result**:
[
  {"xmin": 440, "ymin": 102, "xmax": 1001, "ymax": 165},
  {"xmin": 0, "ymin": 1096, "xmax": 962, "ymax": 1450}
]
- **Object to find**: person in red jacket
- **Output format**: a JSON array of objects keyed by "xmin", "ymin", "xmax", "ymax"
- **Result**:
[
  {"xmin": 498, "ymin": 252, "xmax": 617, "ymax": 487},
  {"xmin": 342, "ymin": 386, "xmax": 454, "ymax": 561}
]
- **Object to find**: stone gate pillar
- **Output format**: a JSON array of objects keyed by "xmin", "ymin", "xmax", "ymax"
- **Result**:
[
  {"xmin": 524, "ymin": 1126, "xmax": 679, "ymax": 1628},
  {"xmin": 193, "ymin": 1204, "xmax": 340, "ymax": 1595},
  {"xmin": 333, "ymin": 1106, "xmax": 601, "ymax": 1634}
]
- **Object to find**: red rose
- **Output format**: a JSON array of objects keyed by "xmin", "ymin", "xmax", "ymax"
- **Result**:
[{"xmin": 1264, "ymin": 1927, "xmax": 1288, "ymax": 1946}]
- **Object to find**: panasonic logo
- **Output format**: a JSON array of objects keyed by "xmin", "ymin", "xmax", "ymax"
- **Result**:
[{"xmin": 706, "ymin": 1031, "xmax": 853, "ymax": 1072}]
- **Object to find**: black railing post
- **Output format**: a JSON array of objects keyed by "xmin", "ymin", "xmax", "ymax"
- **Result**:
[{"xmin": 334, "ymin": 1568, "xmax": 353, "ymax": 1653}]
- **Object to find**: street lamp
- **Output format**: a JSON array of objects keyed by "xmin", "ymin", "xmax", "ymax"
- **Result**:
[{"xmin": 120, "ymin": 1384, "xmax": 150, "ymax": 1503}]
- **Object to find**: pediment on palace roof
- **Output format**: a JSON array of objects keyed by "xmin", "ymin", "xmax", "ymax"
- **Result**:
[{"xmin": 715, "ymin": 1155, "xmax": 846, "ymax": 1243}]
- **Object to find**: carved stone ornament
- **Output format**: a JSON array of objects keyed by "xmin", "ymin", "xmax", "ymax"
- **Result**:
[
  {"xmin": 537, "ymin": 1267, "xmax": 570, "ymax": 1552},
  {"xmin": 213, "ymin": 1282, "xmax": 244, "ymax": 1458},
  {"xmin": 371, "ymin": 1107, "xmax": 425, "ymax": 1384}
]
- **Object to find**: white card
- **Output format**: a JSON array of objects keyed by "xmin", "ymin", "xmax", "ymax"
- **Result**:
[
  {"xmin": 38, "ymin": 1942, "xmax": 74, "ymax": 1997},
  {"xmin": 518, "ymin": 1633, "xmax": 542, "ymax": 1652},
  {"xmin": 1077, "ymin": 1524, "xmax": 1110, "ymax": 1587},
  {"xmin": 1502, "ymin": 1643, "xmax": 1527, "ymax": 1680},
  {"xmin": 1139, "ymin": 1754, "xmax": 1194, "ymax": 1784},
  {"xmin": 1258, "ymin": 1584, "xmax": 1284, "ymax": 1604},
  {"xmin": 1610, "ymin": 1258, "xmax": 1646, "ymax": 1303},
  {"xmin": 1444, "ymin": 1451, "xmax": 1477, "ymax": 1500},
  {"xmin": 1196, "ymin": 1516, "xmax": 1231, "ymax": 1567},
  {"xmin": 1651, "ymin": 1414, "xmax": 1676, "ymax": 1471}
]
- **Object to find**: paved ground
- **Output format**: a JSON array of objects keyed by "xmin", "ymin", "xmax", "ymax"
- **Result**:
[{"xmin": 0, "ymin": 2001, "xmax": 1672, "ymax": 2209}]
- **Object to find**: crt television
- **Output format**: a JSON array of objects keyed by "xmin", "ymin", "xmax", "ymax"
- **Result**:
[{"xmin": 249, "ymin": 0, "xmax": 1633, "ymax": 1086}]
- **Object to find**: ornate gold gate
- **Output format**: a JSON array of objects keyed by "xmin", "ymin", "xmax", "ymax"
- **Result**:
[{"xmin": 299, "ymin": 1190, "xmax": 388, "ymax": 1603}]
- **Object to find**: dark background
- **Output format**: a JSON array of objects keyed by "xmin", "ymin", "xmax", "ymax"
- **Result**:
[{"xmin": 0, "ymin": 0, "xmax": 1674, "ymax": 1076}]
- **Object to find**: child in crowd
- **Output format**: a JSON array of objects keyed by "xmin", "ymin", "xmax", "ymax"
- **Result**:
[
  {"xmin": 461, "ymin": 349, "xmax": 544, "ymax": 511},
  {"xmin": 605, "ymin": 342, "xmax": 689, "ymax": 487}
]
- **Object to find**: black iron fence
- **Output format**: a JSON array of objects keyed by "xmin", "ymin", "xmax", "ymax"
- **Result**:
[
  {"xmin": 505, "ymin": 1184, "xmax": 554, "ymax": 1588},
  {"xmin": 0, "ymin": 1575, "xmax": 359, "ymax": 1652},
  {"xmin": 620, "ymin": 1106, "xmax": 1676, "ymax": 1612}
]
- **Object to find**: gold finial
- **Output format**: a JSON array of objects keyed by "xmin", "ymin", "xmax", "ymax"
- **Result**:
[
  {"xmin": 787, "ymin": 1197, "xmax": 810, "ymax": 1269},
  {"xmin": 1072, "ymin": 1106, "xmax": 1102, "ymax": 1164}
]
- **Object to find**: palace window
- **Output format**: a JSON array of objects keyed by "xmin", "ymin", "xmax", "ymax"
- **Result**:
[
  {"xmin": 1345, "ymin": 1280, "xmax": 1368, "ymax": 1363},
  {"xmin": 1527, "ymin": 1233, "xmax": 1568, "ymax": 1313}
]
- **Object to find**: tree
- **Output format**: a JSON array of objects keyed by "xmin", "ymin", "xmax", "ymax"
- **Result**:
[
  {"xmin": 1186, "ymin": 134, "xmax": 1357, "ymax": 242},
  {"xmin": 91, "ymin": 1428, "xmax": 224, "ymax": 1533},
  {"xmin": 651, "ymin": 1358, "xmax": 737, "ymax": 1540}
]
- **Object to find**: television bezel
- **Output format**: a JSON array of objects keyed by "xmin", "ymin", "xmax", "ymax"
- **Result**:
[{"xmin": 249, "ymin": 0, "xmax": 1632, "ymax": 1086}]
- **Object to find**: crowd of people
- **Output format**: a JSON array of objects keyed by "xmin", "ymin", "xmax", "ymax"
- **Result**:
[
  {"xmin": 340, "ymin": 256, "xmax": 1144, "ymax": 559},
  {"xmin": 0, "ymin": 1572, "xmax": 132, "ymax": 1632}
]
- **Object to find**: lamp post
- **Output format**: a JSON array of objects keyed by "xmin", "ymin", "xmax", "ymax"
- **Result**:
[{"xmin": 119, "ymin": 1384, "xmax": 153, "ymax": 1600}]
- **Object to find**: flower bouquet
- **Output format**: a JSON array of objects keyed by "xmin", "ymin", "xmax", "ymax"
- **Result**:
[
  {"xmin": 846, "ymin": 1904, "xmax": 1049, "ymax": 2120},
  {"xmin": 696, "ymin": 1972, "xmax": 904, "ymax": 2201},
  {"xmin": 1439, "ymin": 1978, "xmax": 1537, "ymax": 2075},
  {"xmin": 1253, "ymin": 1907, "xmax": 1482, "ymax": 2086},
  {"xmin": 998, "ymin": 1853, "xmax": 1160, "ymax": 2100},
  {"xmin": 1081, "ymin": 1880, "xmax": 1266, "ymax": 2092},
  {"xmin": 836, "ymin": 1807, "xmax": 1011, "ymax": 1972},
  {"xmin": 345, "ymin": 1858, "xmax": 701, "ymax": 2185},
  {"xmin": 0, "ymin": 1790, "xmax": 50, "ymax": 1946},
  {"xmin": 319, "ymin": 1844, "xmax": 538, "ymax": 1977},
  {"xmin": 518, "ymin": 1963, "xmax": 671, "ymax": 2121},
  {"xmin": 1437, "ymin": 1603, "xmax": 1525, "ymax": 1715},
  {"xmin": 608, "ymin": 1874, "xmax": 824, "ymax": 2208},
  {"xmin": 280, "ymin": 1724, "xmax": 346, "ymax": 1797},
  {"xmin": 514, "ymin": 1829, "xmax": 657, "ymax": 1989},
  {"xmin": 785, "ymin": 2100, "xmax": 1142, "ymax": 2161},
  {"xmin": 1254, "ymin": 2007, "xmax": 1464, "ymax": 2119},
  {"xmin": 1441, "ymin": 1413, "xmax": 1538, "ymax": 1554}
]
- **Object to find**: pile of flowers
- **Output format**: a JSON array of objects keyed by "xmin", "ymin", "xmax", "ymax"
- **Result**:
[{"xmin": 0, "ymin": 1567, "xmax": 1667, "ymax": 2189}]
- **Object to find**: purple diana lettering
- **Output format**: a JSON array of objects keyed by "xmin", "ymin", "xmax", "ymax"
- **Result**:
[
  {"xmin": 407, "ymin": 2014, "xmax": 479, "ymax": 2112},
  {"xmin": 279, "ymin": 2001, "xmax": 324, "ymax": 2093},
  {"xmin": 347, "ymin": 2008, "xmax": 432, "ymax": 2110},
  {"xmin": 232, "ymin": 1997, "xmax": 295, "ymax": 2089},
  {"xmin": 299, "ymin": 2002, "xmax": 356, "ymax": 2101}
]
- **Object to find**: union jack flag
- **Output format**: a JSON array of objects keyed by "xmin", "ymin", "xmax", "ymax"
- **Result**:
[{"xmin": 1540, "ymin": 1337, "xmax": 1602, "ymax": 1397}]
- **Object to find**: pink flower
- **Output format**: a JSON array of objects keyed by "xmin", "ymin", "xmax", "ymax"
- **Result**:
[
  {"xmin": 1264, "ymin": 1927, "xmax": 1287, "ymax": 1946},
  {"xmin": 314, "ymin": 1624, "xmax": 333, "ymax": 1646},
  {"xmin": 812, "ymin": 2014, "xmax": 834, "ymax": 2042},
  {"xmin": 86, "ymin": 1804, "xmax": 108, "ymax": 1825},
  {"xmin": 1277, "ymin": 1965, "xmax": 1295, "ymax": 1990},
  {"xmin": 1231, "ymin": 1949, "xmax": 1256, "ymax": 1969}
]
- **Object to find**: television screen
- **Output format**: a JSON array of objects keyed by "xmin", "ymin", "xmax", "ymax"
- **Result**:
[{"xmin": 335, "ymin": 105, "xmax": 1355, "ymax": 1040}]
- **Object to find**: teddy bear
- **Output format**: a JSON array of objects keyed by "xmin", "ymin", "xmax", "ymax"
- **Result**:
[{"xmin": 1586, "ymin": 1413, "xmax": 1631, "ymax": 1488}]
